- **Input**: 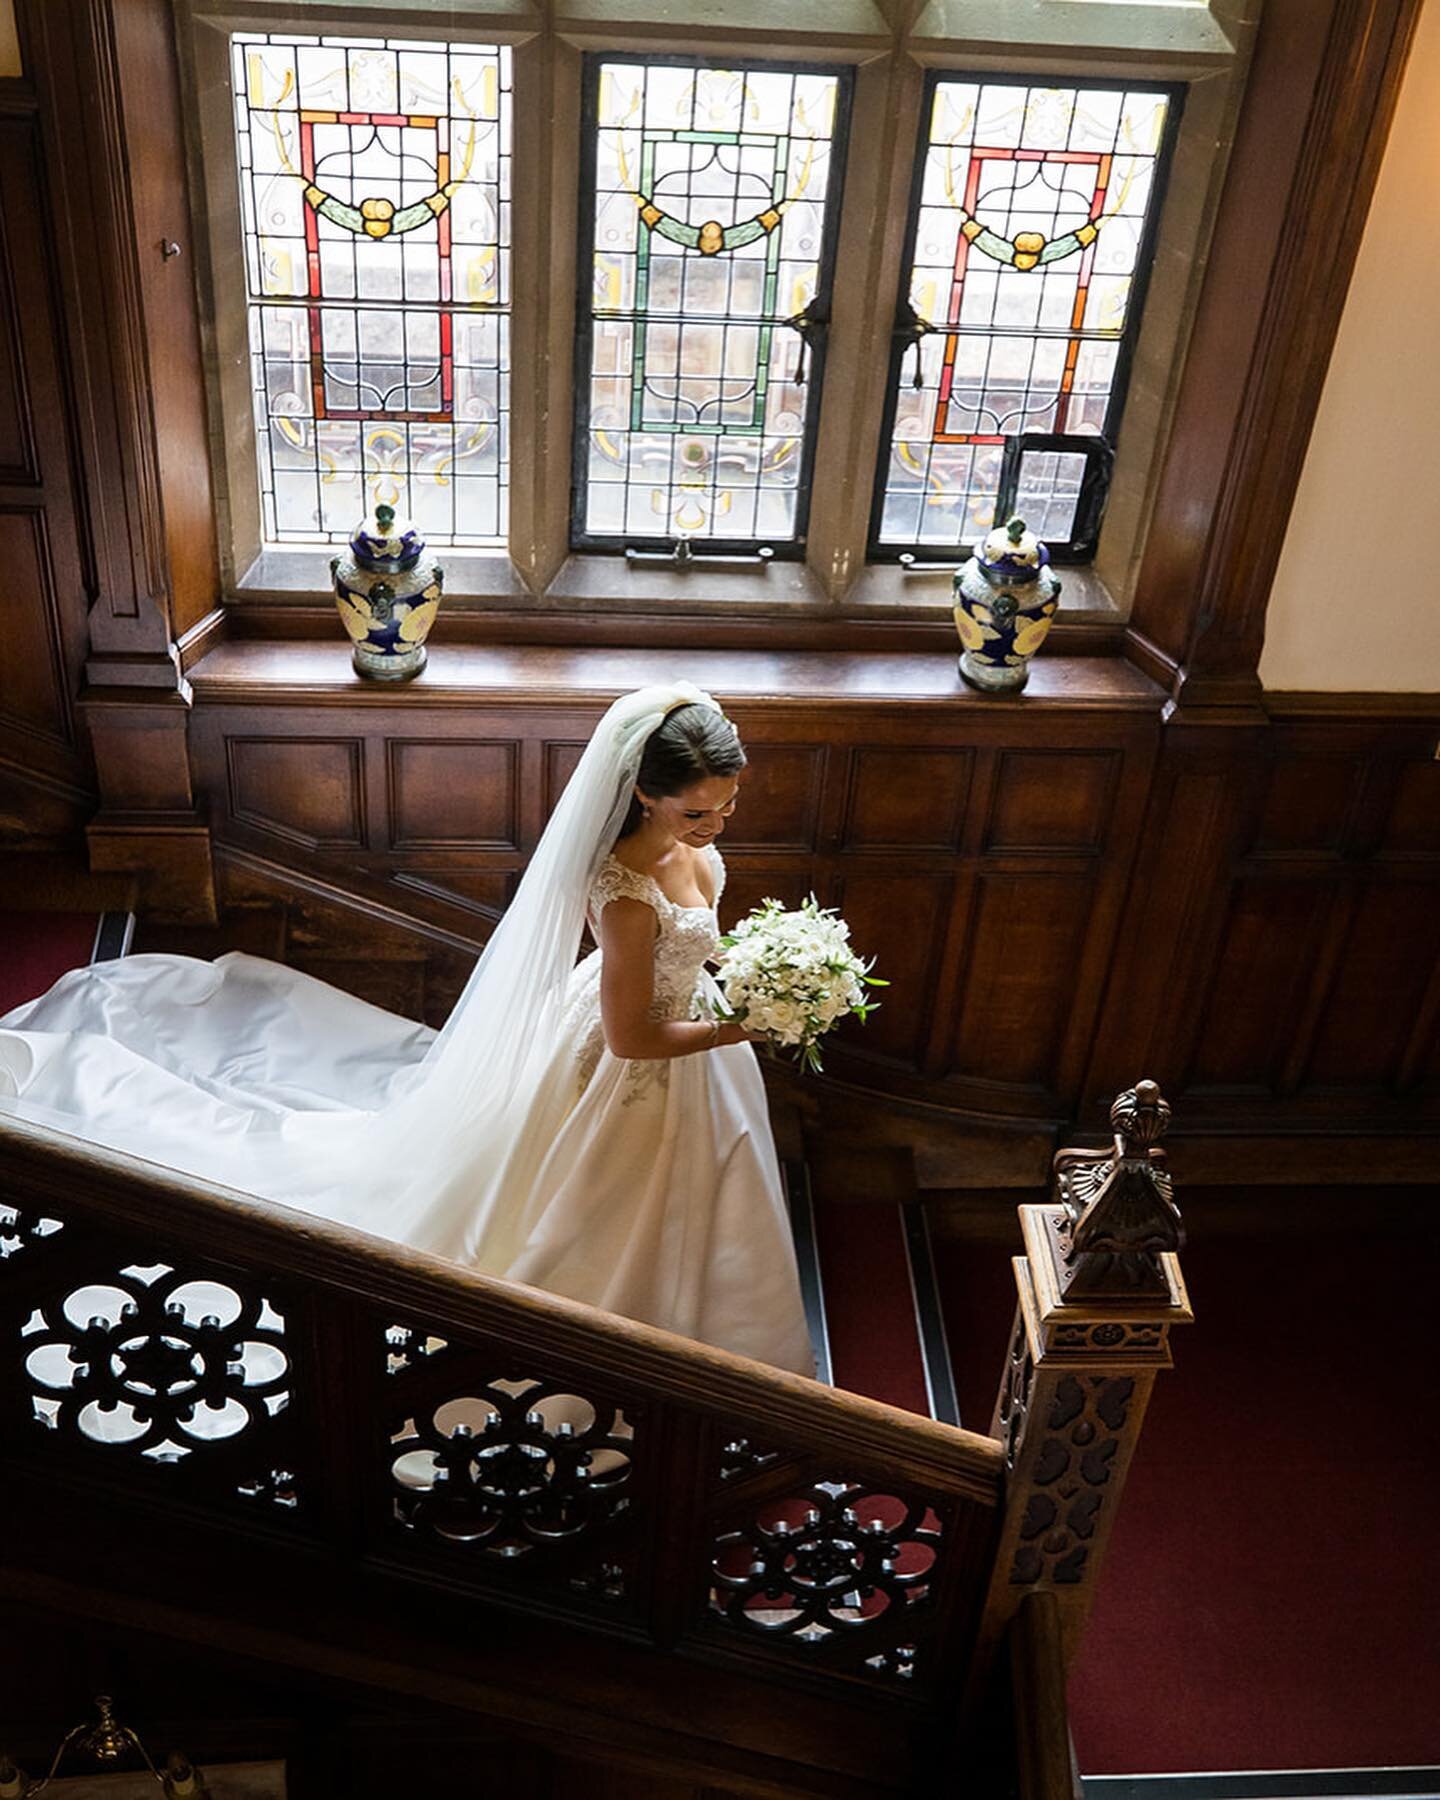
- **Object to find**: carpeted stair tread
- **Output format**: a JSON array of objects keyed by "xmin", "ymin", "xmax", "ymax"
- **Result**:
[
  {"xmin": 0, "ymin": 910, "xmax": 103, "ymax": 1015},
  {"xmin": 804, "ymin": 1141, "xmax": 932, "ymax": 1417}
]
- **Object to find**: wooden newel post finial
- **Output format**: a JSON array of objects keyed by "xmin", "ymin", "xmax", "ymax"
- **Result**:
[
  {"xmin": 1051, "ymin": 1079, "xmax": 1184, "ymax": 1300},
  {"xmin": 965, "ymin": 1081, "xmax": 1194, "ymax": 1728}
]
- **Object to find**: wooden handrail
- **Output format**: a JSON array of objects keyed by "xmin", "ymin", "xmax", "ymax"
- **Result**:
[{"xmin": 0, "ymin": 1114, "xmax": 1003, "ymax": 1713}]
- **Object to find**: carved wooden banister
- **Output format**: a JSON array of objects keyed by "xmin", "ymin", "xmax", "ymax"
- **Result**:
[
  {"xmin": 965, "ymin": 1081, "xmax": 1194, "ymax": 1736},
  {"xmin": 0, "ymin": 1115, "xmax": 1003, "ymax": 1718}
]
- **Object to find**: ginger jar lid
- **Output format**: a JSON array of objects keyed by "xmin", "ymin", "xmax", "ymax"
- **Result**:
[
  {"xmin": 350, "ymin": 501, "xmax": 423, "ymax": 574},
  {"xmin": 977, "ymin": 515, "xmax": 1050, "ymax": 583}
]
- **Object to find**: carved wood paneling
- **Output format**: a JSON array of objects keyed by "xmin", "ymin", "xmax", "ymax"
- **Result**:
[
  {"xmin": 842, "ymin": 748, "xmax": 973, "ymax": 853},
  {"xmin": 545, "ymin": 741, "xmax": 588, "ymax": 816},
  {"xmin": 0, "ymin": 508, "xmax": 68, "ymax": 744},
  {"xmin": 179, "ymin": 662, "xmax": 1438, "ymax": 1147},
  {"xmin": 23, "ymin": 0, "xmax": 174, "ymax": 666},
  {"xmin": 950, "ymin": 874, "xmax": 1094, "ymax": 1095},
  {"xmin": 1088, "ymin": 713, "xmax": 1440, "ymax": 1137},
  {"xmin": 1185, "ymin": 879, "xmax": 1336, "ymax": 1091},
  {"xmin": 388, "ymin": 740, "xmax": 520, "ymax": 851},
  {"xmin": 227, "ymin": 737, "xmax": 366, "ymax": 851},
  {"xmin": 983, "ymin": 752, "xmax": 1119, "ymax": 854},
  {"xmin": 1382, "ymin": 761, "xmax": 1440, "ymax": 854},
  {"xmin": 726, "ymin": 745, "xmax": 826, "ymax": 854},
  {"xmin": 0, "ymin": 107, "xmax": 91, "ymax": 796},
  {"xmin": 184, "ymin": 676, "xmax": 1160, "ymax": 1120},
  {"xmin": 393, "ymin": 870, "xmax": 517, "ymax": 927},
  {"xmin": 1252, "ymin": 755, "xmax": 1361, "ymax": 853},
  {"xmin": 831, "ymin": 871, "xmax": 951, "ymax": 1069},
  {"xmin": 1304, "ymin": 881, "xmax": 1439, "ymax": 1088}
]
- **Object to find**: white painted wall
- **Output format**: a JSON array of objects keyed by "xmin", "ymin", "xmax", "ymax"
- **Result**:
[{"xmin": 1260, "ymin": 0, "xmax": 1440, "ymax": 691}]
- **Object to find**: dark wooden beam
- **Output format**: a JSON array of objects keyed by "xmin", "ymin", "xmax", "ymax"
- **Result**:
[{"xmin": 1129, "ymin": 0, "xmax": 1426, "ymax": 711}]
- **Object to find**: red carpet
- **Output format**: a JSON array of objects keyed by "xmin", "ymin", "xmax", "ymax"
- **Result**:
[
  {"xmin": 931, "ymin": 1199, "xmax": 1440, "ymax": 1774},
  {"xmin": 814, "ymin": 1198, "xmax": 931, "ymax": 1416},
  {"xmin": 0, "ymin": 910, "xmax": 98, "ymax": 1015}
]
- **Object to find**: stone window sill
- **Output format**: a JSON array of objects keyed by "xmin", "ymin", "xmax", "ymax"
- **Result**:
[{"xmin": 233, "ymin": 547, "xmax": 1127, "ymax": 630}]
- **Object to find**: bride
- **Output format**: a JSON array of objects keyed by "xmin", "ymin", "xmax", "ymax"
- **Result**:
[{"xmin": 0, "ymin": 682, "xmax": 815, "ymax": 1377}]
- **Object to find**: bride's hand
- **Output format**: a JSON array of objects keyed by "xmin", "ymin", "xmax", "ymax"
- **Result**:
[{"xmin": 713, "ymin": 1021, "xmax": 762, "ymax": 1048}]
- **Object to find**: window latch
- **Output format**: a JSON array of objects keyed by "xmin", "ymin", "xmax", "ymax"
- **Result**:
[
  {"xmin": 893, "ymin": 302, "xmax": 933, "ymax": 390},
  {"xmin": 784, "ymin": 299, "xmax": 830, "ymax": 386},
  {"xmin": 624, "ymin": 539, "xmax": 776, "ymax": 568}
]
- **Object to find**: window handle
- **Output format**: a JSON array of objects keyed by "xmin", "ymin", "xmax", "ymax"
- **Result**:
[
  {"xmin": 624, "ymin": 541, "xmax": 776, "ymax": 568},
  {"xmin": 893, "ymin": 302, "xmax": 933, "ymax": 390},
  {"xmin": 785, "ymin": 299, "xmax": 830, "ymax": 386}
]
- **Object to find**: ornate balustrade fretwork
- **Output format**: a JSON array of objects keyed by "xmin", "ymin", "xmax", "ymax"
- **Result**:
[{"xmin": 0, "ymin": 1116, "xmax": 1003, "ymax": 1719}]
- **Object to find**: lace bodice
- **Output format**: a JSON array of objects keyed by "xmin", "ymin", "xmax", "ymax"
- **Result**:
[
  {"xmin": 586, "ymin": 845, "xmax": 725, "ymax": 1018},
  {"xmin": 567, "ymin": 845, "xmax": 727, "ymax": 1100}
]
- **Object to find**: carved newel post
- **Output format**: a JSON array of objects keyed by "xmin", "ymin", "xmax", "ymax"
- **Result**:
[{"xmin": 970, "ymin": 1082, "xmax": 1194, "ymax": 1698}]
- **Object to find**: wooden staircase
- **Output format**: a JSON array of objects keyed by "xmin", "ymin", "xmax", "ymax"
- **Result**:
[
  {"xmin": 0, "ymin": 870, "xmax": 1193, "ymax": 1796},
  {"xmin": 0, "ymin": 1071, "xmax": 1193, "ymax": 1798}
]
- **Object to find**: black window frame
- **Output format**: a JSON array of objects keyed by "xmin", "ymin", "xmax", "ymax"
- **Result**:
[
  {"xmin": 570, "ymin": 49, "xmax": 854, "ymax": 561},
  {"xmin": 867, "ymin": 67, "xmax": 1186, "ymax": 565}
]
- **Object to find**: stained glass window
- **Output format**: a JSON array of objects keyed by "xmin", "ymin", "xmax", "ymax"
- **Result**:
[
  {"xmin": 575, "ymin": 56, "xmax": 849, "ymax": 553},
  {"xmin": 873, "ymin": 75, "xmax": 1178, "ymax": 559},
  {"xmin": 231, "ymin": 32, "xmax": 511, "ymax": 548}
]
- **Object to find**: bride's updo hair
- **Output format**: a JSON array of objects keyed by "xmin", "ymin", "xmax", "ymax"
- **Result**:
[{"xmin": 617, "ymin": 702, "xmax": 746, "ymax": 840}]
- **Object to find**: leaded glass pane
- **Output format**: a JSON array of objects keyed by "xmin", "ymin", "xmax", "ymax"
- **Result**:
[
  {"xmin": 231, "ymin": 32, "xmax": 511, "ymax": 547},
  {"xmin": 575, "ymin": 57, "xmax": 849, "ymax": 552},
  {"xmin": 874, "ymin": 75, "xmax": 1176, "ymax": 557}
]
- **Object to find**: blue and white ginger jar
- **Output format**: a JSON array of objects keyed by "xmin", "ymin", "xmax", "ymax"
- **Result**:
[
  {"xmin": 952, "ymin": 517, "xmax": 1063, "ymax": 693},
  {"xmin": 331, "ymin": 502, "xmax": 445, "ymax": 681}
]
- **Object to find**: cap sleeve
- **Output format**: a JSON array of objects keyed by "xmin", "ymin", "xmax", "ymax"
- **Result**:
[{"xmin": 589, "ymin": 856, "xmax": 663, "ymax": 919}]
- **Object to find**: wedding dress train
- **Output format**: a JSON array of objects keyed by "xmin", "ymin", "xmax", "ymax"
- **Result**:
[{"xmin": 0, "ymin": 840, "xmax": 814, "ymax": 1377}]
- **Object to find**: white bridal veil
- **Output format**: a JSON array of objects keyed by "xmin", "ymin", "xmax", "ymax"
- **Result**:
[{"xmin": 0, "ymin": 681, "xmax": 724, "ymax": 1241}]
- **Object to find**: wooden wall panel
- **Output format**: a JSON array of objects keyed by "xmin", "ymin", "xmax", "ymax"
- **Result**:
[
  {"xmin": 388, "ymin": 740, "xmax": 520, "ymax": 850},
  {"xmin": 718, "ymin": 866, "xmax": 815, "ymax": 934},
  {"xmin": 110, "ymin": 0, "xmax": 216, "ymax": 638},
  {"xmin": 1382, "ymin": 760, "xmax": 1440, "ymax": 854},
  {"xmin": 393, "ymin": 870, "xmax": 516, "ymax": 927},
  {"xmin": 842, "ymin": 749, "xmax": 972, "ymax": 852},
  {"xmin": 178, "ymin": 668, "xmax": 1438, "ymax": 1154},
  {"xmin": 728, "ymin": 745, "xmax": 826, "ymax": 853},
  {"xmin": 182, "ymin": 675, "xmax": 1162, "ymax": 1123},
  {"xmin": 545, "ymin": 742, "xmax": 588, "ymax": 815},
  {"xmin": 983, "ymin": 752, "xmax": 1118, "ymax": 853},
  {"xmin": 1252, "ymin": 757, "xmax": 1360, "ymax": 853},
  {"xmin": 1088, "ymin": 712, "xmax": 1440, "ymax": 1149},
  {"xmin": 0, "ymin": 106, "xmax": 91, "ymax": 804},
  {"xmin": 950, "ymin": 873, "xmax": 1094, "ymax": 1093},
  {"xmin": 1185, "ymin": 879, "xmax": 1337, "ymax": 1090},
  {"xmin": 1305, "ymin": 881, "xmax": 1440, "ymax": 1089},
  {"xmin": 227, "ymin": 737, "xmax": 366, "ymax": 851},
  {"xmin": 830, "ymin": 871, "xmax": 950, "ymax": 1069},
  {"xmin": 0, "ymin": 509, "xmax": 67, "ymax": 742}
]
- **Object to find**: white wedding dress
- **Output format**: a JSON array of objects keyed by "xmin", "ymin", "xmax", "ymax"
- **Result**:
[{"xmin": 0, "ymin": 840, "xmax": 815, "ymax": 1377}]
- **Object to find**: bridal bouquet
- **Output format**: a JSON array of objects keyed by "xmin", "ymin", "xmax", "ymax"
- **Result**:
[{"xmin": 710, "ymin": 895, "xmax": 884, "ymax": 1074}]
